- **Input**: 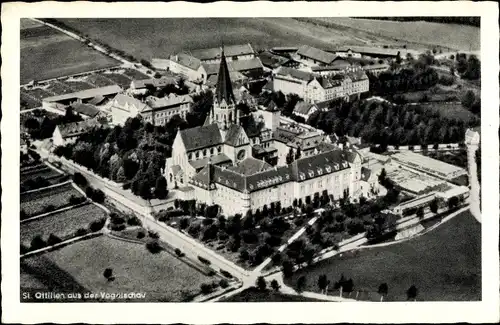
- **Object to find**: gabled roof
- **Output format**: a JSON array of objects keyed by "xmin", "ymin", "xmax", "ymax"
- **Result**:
[
  {"xmin": 144, "ymin": 94, "xmax": 193, "ymax": 111},
  {"xmin": 290, "ymin": 149, "xmax": 351, "ymax": 182},
  {"xmin": 111, "ymin": 94, "xmax": 150, "ymax": 112},
  {"xmin": 180, "ymin": 123, "xmax": 222, "ymax": 152},
  {"xmin": 259, "ymin": 51, "xmax": 290, "ymax": 69},
  {"xmin": 224, "ymin": 124, "xmax": 248, "ymax": 146},
  {"xmin": 293, "ymin": 101, "xmax": 315, "ymax": 115},
  {"xmin": 362, "ymin": 63, "xmax": 390, "ymax": 70},
  {"xmin": 191, "ymin": 44, "xmax": 255, "ymax": 61},
  {"xmin": 275, "ymin": 66, "xmax": 315, "ymax": 82},
  {"xmin": 69, "ymin": 103, "xmax": 101, "ymax": 118},
  {"xmin": 297, "ymin": 45, "xmax": 337, "ymax": 65},
  {"xmin": 312, "ymin": 59, "xmax": 352, "ymax": 72},
  {"xmin": 206, "ymin": 71, "xmax": 248, "ymax": 88},
  {"xmin": 57, "ymin": 118, "xmax": 106, "ymax": 138},
  {"xmin": 214, "ymin": 51, "xmax": 236, "ymax": 105},
  {"xmin": 170, "ymin": 53, "xmax": 202, "ymax": 70},
  {"xmin": 43, "ymin": 85, "xmax": 123, "ymax": 103},
  {"xmin": 336, "ymin": 46, "xmax": 420, "ymax": 58}
]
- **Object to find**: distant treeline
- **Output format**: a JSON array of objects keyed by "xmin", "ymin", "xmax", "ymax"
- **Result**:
[{"xmin": 354, "ymin": 17, "xmax": 480, "ymax": 28}]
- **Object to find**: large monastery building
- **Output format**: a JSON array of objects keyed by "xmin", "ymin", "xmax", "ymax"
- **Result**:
[{"xmin": 164, "ymin": 49, "xmax": 363, "ymax": 216}]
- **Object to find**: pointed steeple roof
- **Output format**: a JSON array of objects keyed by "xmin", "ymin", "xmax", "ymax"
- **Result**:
[{"xmin": 215, "ymin": 49, "xmax": 236, "ymax": 105}]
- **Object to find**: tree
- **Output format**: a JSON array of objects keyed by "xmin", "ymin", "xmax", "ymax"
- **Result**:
[
  {"xmin": 286, "ymin": 147, "xmax": 294, "ymax": 164},
  {"xmin": 416, "ymin": 206, "xmax": 425, "ymax": 220},
  {"xmin": 461, "ymin": 90, "xmax": 476, "ymax": 110},
  {"xmin": 448, "ymin": 196, "xmax": 459, "ymax": 211},
  {"xmin": 406, "ymin": 285, "xmax": 418, "ymax": 301},
  {"xmin": 282, "ymin": 259, "xmax": 294, "ymax": 278},
  {"xmin": 103, "ymin": 268, "xmax": 113, "ymax": 281},
  {"xmin": 139, "ymin": 181, "xmax": 152, "ymax": 200},
  {"xmin": 378, "ymin": 283, "xmax": 388, "ymax": 301},
  {"xmin": 270, "ymin": 279, "xmax": 281, "ymax": 292},
  {"xmin": 256, "ymin": 276, "xmax": 267, "ymax": 291},
  {"xmin": 378, "ymin": 168, "xmax": 387, "ymax": 185},
  {"xmin": 296, "ymin": 275, "xmax": 307, "ymax": 293},
  {"xmin": 154, "ymin": 176, "xmax": 168, "ymax": 199},
  {"xmin": 318, "ymin": 274, "xmax": 329, "ymax": 295},
  {"xmin": 430, "ymin": 198, "xmax": 439, "ymax": 214}
]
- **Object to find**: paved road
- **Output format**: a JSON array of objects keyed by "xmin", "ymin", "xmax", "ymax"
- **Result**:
[{"xmin": 467, "ymin": 143, "xmax": 481, "ymax": 223}]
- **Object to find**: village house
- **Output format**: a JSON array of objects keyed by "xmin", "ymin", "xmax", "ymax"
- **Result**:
[
  {"xmin": 292, "ymin": 101, "xmax": 330, "ymax": 120},
  {"xmin": 335, "ymin": 46, "xmax": 420, "ymax": 60},
  {"xmin": 52, "ymin": 118, "xmax": 107, "ymax": 147},
  {"xmin": 143, "ymin": 94, "xmax": 193, "ymax": 125},
  {"xmin": 108, "ymin": 94, "xmax": 151, "ymax": 126}
]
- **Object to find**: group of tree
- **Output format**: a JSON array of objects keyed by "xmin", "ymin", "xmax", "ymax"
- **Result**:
[
  {"xmin": 456, "ymin": 54, "xmax": 480, "ymax": 80},
  {"xmin": 23, "ymin": 108, "xmax": 83, "ymax": 140},
  {"xmin": 307, "ymin": 97, "xmax": 475, "ymax": 147},
  {"xmin": 461, "ymin": 90, "xmax": 481, "ymax": 116}
]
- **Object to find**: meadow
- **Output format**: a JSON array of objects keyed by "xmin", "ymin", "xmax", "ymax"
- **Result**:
[
  {"xmin": 285, "ymin": 211, "xmax": 481, "ymax": 301},
  {"xmin": 20, "ymin": 19, "xmax": 119, "ymax": 84},
  {"xmin": 20, "ymin": 235, "xmax": 212, "ymax": 302},
  {"xmin": 20, "ymin": 203, "xmax": 106, "ymax": 247}
]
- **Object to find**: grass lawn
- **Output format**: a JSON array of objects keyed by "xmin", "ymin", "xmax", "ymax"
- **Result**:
[
  {"xmin": 223, "ymin": 287, "xmax": 323, "ymax": 302},
  {"xmin": 20, "ymin": 21, "xmax": 119, "ymax": 83},
  {"xmin": 21, "ymin": 203, "xmax": 106, "ymax": 246},
  {"xmin": 285, "ymin": 210, "xmax": 481, "ymax": 301},
  {"xmin": 20, "ymin": 235, "xmax": 212, "ymax": 302},
  {"xmin": 21, "ymin": 183, "xmax": 84, "ymax": 217}
]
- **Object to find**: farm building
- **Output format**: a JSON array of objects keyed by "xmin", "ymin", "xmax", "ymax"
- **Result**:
[
  {"xmin": 190, "ymin": 43, "xmax": 256, "ymax": 64},
  {"xmin": 129, "ymin": 76, "xmax": 177, "ymax": 95},
  {"xmin": 52, "ymin": 118, "xmax": 107, "ymax": 147},
  {"xmin": 391, "ymin": 151, "xmax": 468, "ymax": 181},
  {"xmin": 161, "ymin": 53, "xmax": 207, "ymax": 84},
  {"xmin": 294, "ymin": 45, "xmax": 338, "ymax": 66},
  {"xmin": 259, "ymin": 51, "xmax": 291, "ymax": 70},
  {"xmin": 362, "ymin": 63, "xmax": 390, "ymax": 76},
  {"xmin": 69, "ymin": 103, "xmax": 106, "ymax": 119},
  {"xmin": 310, "ymin": 58, "xmax": 352, "ymax": 76},
  {"xmin": 42, "ymin": 85, "xmax": 123, "ymax": 110},
  {"xmin": 336, "ymin": 46, "xmax": 420, "ymax": 59},
  {"xmin": 270, "ymin": 47, "xmax": 299, "ymax": 56},
  {"xmin": 203, "ymin": 57, "xmax": 264, "ymax": 80}
]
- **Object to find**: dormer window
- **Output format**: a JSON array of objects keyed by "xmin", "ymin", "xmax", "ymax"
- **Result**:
[{"xmin": 325, "ymin": 166, "xmax": 331, "ymax": 173}]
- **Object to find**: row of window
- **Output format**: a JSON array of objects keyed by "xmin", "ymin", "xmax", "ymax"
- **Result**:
[{"xmin": 188, "ymin": 146, "xmax": 223, "ymax": 160}]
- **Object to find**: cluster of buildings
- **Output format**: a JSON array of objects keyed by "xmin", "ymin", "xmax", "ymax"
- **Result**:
[
  {"xmin": 164, "ymin": 50, "xmax": 366, "ymax": 215},
  {"xmin": 43, "ymin": 75, "xmax": 195, "ymax": 140}
]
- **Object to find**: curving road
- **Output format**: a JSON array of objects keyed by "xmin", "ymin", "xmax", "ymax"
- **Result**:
[{"xmin": 467, "ymin": 143, "xmax": 481, "ymax": 223}]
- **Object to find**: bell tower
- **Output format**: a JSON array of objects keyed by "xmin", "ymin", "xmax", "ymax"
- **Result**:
[{"xmin": 207, "ymin": 48, "xmax": 239, "ymax": 130}]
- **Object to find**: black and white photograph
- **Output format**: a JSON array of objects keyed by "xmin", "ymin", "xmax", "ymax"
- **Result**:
[{"xmin": 2, "ymin": 1, "xmax": 499, "ymax": 324}]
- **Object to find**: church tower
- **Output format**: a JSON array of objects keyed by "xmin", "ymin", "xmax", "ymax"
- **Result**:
[{"xmin": 207, "ymin": 49, "xmax": 239, "ymax": 130}]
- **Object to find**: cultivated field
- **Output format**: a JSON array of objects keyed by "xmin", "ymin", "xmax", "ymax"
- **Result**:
[
  {"xmin": 20, "ymin": 19, "xmax": 119, "ymax": 84},
  {"xmin": 56, "ymin": 18, "xmax": 479, "ymax": 64},
  {"xmin": 285, "ymin": 211, "xmax": 481, "ymax": 301},
  {"xmin": 20, "ymin": 203, "xmax": 106, "ymax": 247},
  {"xmin": 310, "ymin": 18, "xmax": 480, "ymax": 51},
  {"xmin": 58, "ymin": 18, "xmax": 367, "ymax": 61},
  {"xmin": 20, "ymin": 235, "xmax": 212, "ymax": 301},
  {"xmin": 20, "ymin": 183, "xmax": 84, "ymax": 216}
]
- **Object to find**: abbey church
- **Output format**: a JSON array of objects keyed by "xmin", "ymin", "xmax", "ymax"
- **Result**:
[{"xmin": 165, "ymin": 50, "xmax": 363, "ymax": 216}]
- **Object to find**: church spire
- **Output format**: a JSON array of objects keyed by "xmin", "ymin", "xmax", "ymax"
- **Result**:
[{"xmin": 215, "ymin": 48, "xmax": 235, "ymax": 105}]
